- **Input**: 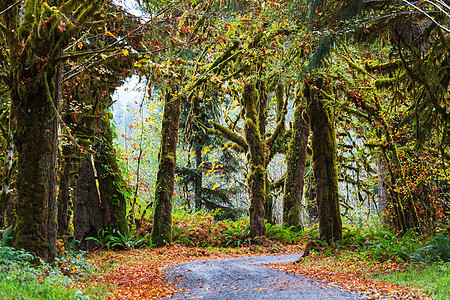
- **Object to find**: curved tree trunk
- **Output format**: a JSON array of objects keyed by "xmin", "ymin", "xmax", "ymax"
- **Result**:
[
  {"xmin": 151, "ymin": 91, "xmax": 182, "ymax": 246},
  {"xmin": 244, "ymin": 84, "xmax": 266, "ymax": 237},
  {"xmin": 282, "ymin": 88, "xmax": 309, "ymax": 232},
  {"xmin": 307, "ymin": 79, "xmax": 342, "ymax": 243}
]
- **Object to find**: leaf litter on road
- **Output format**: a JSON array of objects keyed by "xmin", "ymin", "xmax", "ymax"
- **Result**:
[
  {"xmin": 81, "ymin": 245, "xmax": 433, "ymax": 299},
  {"xmin": 269, "ymin": 251, "xmax": 432, "ymax": 299}
]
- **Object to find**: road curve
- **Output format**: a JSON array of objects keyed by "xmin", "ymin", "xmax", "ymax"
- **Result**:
[{"xmin": 165, "ymin": 254, "xmax": 360, "ymax": 299}]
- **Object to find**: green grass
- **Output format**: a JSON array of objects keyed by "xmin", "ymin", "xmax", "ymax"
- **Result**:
[
  {"xmin": 378, "ymin": 262, "xmax": 450, "ymax": 299},
  {"xmin": 0, "ymin": 271, "xmax": 88, "ymax": 300},
  {"xmin": 0, "ymin": 246, "xmax": 107, "ymax": 300}
]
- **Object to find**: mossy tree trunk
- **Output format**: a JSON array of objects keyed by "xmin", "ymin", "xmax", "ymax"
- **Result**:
[
  {"xmin": 305, "ymin": 175, "xmax": 318, "ymax": 224},
  {"xmin": 307, "ymin": 79, "xmax": 342, "ymax": 243},
  {"xmin": 257, "ymin": 81, "xmax": 274, "ymax": 224},
  {"xmin": 2, "ymin": 0, "xmax": 105, "ymax": 262},
  {"xmin": 11, "ymin": 68, "xmax": 60, "ymax": 262},
  {"xmin": 243, "ymin": 84, "xmax": 266, "ymax": 237},
  {"xmin": 151, "ymin": 90, "xmax": 182, "ymax": 246},
  {"xmin": 94, "ymin": 115, "xmax": 128, "ymax": 235},
  {"xmin": 282, "ymin": 87, "xmax": 309, "ymax": 232},
  {"xmin": 57, "ymin": 145, "xmax": 76, "ymax": 237}
]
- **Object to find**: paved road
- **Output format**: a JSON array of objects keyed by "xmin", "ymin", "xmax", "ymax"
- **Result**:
[{"xmin": 166, "ymin": 254, "xmax": 360, "ymax": 299}]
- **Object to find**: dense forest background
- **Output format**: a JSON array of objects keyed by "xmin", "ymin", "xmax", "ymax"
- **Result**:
[{"xmin": 0, "ymin": 0, "xmax": 448, "ymax": 263}]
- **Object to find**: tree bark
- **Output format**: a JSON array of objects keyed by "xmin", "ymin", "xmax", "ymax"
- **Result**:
[
  {"xmin": 73, "ymin": 157, "xmax": 104, "ymax": 250},
  {"xmin": 257, "ymin": 81, "xmax": 274, "ymax": 224},
  {"xmin": 194, "ymin": 147, "xmax": 203, "ymax": 211},
  {"xmin": 12, "ymin": 69, "xmax": 60, "ymax": 262},
  {"xmin": 243, "ymin": 84, "xmax": 266, "ymax": 237},
  {"xmin": 282, "ymin": 88, "xmax": 309, "ymax": 232},
  {"xmin": 151, "ymin": 91, "xmax": 182, "ymax": 246},
  {"xmin": 307, "ymin": 79, "xmax": 342, "ymax": 243},
  {"xmin": 0, "ymin": 135, "xmax": 14, "ymax": 229},
  {"xmin": 57, "ymin": 145, "xmax": 74, "ymax": 237},
  {"xmin": 377, "ymin": 153, "xmax": 390, "ymax": 226}
]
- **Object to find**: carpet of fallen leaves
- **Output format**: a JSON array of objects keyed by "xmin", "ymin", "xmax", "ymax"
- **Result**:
[
  {"xmin": 80, "ymin": 244, "xmax": 302, "ymax": 299},
  {"xmin": 269, "ymin": 251, "xmax": 432, "ymax": 300},
  {"xmin": 79, "ymin": 245, "xmax": 433, "ymax": 300}
]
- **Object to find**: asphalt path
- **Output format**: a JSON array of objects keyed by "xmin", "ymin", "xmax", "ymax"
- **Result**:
[{"xmin": 166, "ymin": 254, "xmax": 361, "ymax": 299}]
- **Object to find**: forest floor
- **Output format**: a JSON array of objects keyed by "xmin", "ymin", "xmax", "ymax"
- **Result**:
[{"xmin": 81, "ymin": 244, "xmax": 432, "ymax": 300}]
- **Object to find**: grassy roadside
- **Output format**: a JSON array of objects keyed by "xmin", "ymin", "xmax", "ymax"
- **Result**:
[
  {"xmin": 0, "ymin": 246, "xmax": 105, "ymax": 300},
  {"xmin": 378, "ymin": 262, "xmax": 450, "ymax": 300}
]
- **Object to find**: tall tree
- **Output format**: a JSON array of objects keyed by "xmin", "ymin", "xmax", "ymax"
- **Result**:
[
  {"xmin": 282, "ymin": 84, "xmax": 309, "ymax": 232},
  {"xmin": 151, "ymin": 89, "xmax": 182, "ymax": 246},
  {"xmin": 307, "ymin": 78, "xmax": 342, "ymax": 243},
  {"xmin": 243, "ymin": 83, "xmax": 267, "ymax": 237},
  {"xmin": 1, "ymin": 0, "xmax": 105, "ymax": 261}
]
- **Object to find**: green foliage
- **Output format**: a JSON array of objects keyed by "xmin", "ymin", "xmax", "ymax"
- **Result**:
[
  {"xmin": 86, "ymin": 229, "xmax": 114, "ymax": 250},
  {"xmin": 337, "ymin": 227, "xmax": 450, "ymax": 264},
  {"xmin": 379, "ymin": 262, "xmax": 450, "ymax": 300},
  {"xmin": 86, "ymin": 228, "xmax": 149, "ymax": 250},
  {"xmin": 221, "ymin": 222, "xmax": 251, "ymax": 248},
  {"xmin": 265, "ymin": 223, "xmax": 302, "ymax": 244},
  {"xmin": 110, "ymin": 230, "xmax": 151, "ymax": 249},
  {"xmin": 0, "ymin": 246, "xmax": 35, "ymax": 266},
  {"xmin": 0, "ymin": 246, "xmax": 96, "ymax": 300},
  {"xmin": 0, "ymin": 227, "xmax": 14, "ymax": 247},
  {"xmin": 414, "ymin": 234, "xmax": 450, "ymax": 262},
  {"xmin": 359, "ymin": 228, "xmax": 420, "ymax": 262},
  {"xmin": 170, "ymin": 210, "xmax": 310, "ymax": 248},
  {"xmin": 338, "ymin": 227, "xmax": 368, "ymax": 250}
]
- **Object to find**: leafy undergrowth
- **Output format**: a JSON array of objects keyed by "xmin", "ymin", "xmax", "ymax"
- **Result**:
[
  {"xmin": 269, "ymin": 251, "xmax": 432, "ymax": 299},
  {"xmin": 83, "ymin": 244, "xmax": 302, "ymax": 299}
]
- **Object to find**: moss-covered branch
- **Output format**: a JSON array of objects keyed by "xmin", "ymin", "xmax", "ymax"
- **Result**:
[{"xmin": 196, "ymin": 119, "xmax": 248, "ymax": 152}]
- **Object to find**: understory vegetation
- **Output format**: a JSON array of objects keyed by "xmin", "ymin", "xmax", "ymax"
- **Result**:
[{"xmin": 2, "ymin": 213, "xmax": 450, "ymax": 299}]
